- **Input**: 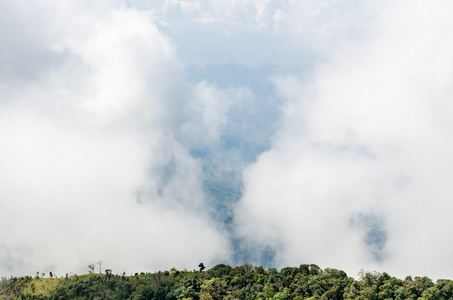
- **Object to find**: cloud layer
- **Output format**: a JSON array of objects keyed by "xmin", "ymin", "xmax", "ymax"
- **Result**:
[
  {"xmin": 0, "ymin": 0, "xmax": 231, "ymax": 276},
  {"xmin": 2, "ymin": 0, "xmax": 453, "ymax": 280},
  {"xmin": 234, "ymin": 0, "xmax": 453, "ymax": 279}
]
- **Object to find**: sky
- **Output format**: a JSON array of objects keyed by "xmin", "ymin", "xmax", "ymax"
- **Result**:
[{"xmin": 1, "ymin": 0, "xmax": 453, "ymax": 280}]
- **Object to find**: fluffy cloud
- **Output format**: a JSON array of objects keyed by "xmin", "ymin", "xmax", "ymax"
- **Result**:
[
  {"xmin": 234, "ymin": 0, "xmax": 453, "ymax": 279},
  {"xmin": 0, "ymin": 0, "xmax": 230, "ymax": 276}
]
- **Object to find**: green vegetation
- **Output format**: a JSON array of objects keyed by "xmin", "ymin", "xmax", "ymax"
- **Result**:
[{"xmin": 1, "ymin": 264, "xmax": 452, "ymax": 299}]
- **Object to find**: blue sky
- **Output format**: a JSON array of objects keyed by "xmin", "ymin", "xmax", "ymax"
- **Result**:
[{"xmin": 2, "ymin": 0, "xmax": 453, "ymax": 280}]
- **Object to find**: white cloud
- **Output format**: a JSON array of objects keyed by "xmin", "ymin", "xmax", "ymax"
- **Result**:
[
  {"xmin": 180, "ymin": 81, "xmax": 251, "ymax": 147},
  {"xmin": 273, "ymin": 9, "xmax": 287, "ymax": 32},
  {"xmin": 0, "ymin": 0, "xmax": 229, "ymax": 276},
  {"xmin": 234, "ymin": 0, "xmax": 453, "ymax": 279}
]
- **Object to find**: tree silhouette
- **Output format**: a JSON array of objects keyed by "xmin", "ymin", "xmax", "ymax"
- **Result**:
[
  {"xmin": 88, "ymin": 264, "xmax": 95, "ymax": 273},
  {"xmin": 199, "ymin": 263, "xmax": 206, "ymax": 272},
  {"xmin": 105, "ymin": 269, "xmax": 113, "ymax": 279},
  {"xmin": 97, "ymin": 261, "xmax": 103, "ymax": 274}
]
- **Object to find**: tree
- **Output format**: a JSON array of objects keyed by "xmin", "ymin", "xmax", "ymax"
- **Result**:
[
  {"xmin": 273, "ymin": 289, "xmax": 291, "ymax": 300},
  {"xmin": 199, "ymin": 263, "xmax": 206, "ymax": 272},
  {"xmin": 97, "ymin": 261, "xmax": 103, "ymax": 274},
  {"xmin": 88, "ymin": 264, "xmax": 95, "ymax": 273},
  {"xmin": 201, "ymin": 277, "xmax": 230, "ymax": 300}
]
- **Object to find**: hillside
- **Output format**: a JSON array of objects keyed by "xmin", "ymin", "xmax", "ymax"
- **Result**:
[{"xmin": 1, "ymin": 264, "xmax": 451, "ymax": 299}]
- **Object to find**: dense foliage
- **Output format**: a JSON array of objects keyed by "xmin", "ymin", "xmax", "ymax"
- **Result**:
[{"xmin": 2, "ymin": 264, "xmax": 453, "ymax": 300}]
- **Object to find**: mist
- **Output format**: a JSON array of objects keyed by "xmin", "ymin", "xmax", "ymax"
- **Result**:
[
  {"xmin": 2, "ymin": 0, "xmax": 453, "ymax": 280},
  {"xmin": 234, "ymin": 0, "xmax": 453, "ymax": 279},
  {"xmin": 0, "ymin": 0, "xmax": 231, "ymax": 276}
]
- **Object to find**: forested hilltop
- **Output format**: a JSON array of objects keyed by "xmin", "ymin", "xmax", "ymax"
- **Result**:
[{"xmin": 1, "ymin": 263, "xmax": 451, "ymax": 300}]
